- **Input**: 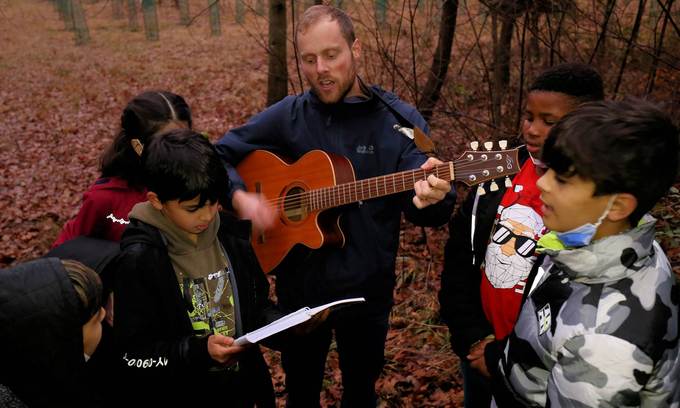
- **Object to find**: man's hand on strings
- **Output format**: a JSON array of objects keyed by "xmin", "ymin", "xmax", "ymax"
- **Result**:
[
  {"xmin": 413, "ymin": 157, "xmax": 451, "ymax": 209},
  {"xmin": 232, "ymin": 190, "xmax": 277, "ymax": 232}
]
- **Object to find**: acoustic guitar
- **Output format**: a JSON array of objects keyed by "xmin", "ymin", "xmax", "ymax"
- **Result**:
[{"xmin": 236, "ymin": 142, "xmax": 521, "ymax": 273}]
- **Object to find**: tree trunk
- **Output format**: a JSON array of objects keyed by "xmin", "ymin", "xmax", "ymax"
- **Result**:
[
  {"xmin": 376, "ymin": 0, "xmax": 388, "ymax": 24},
  {"xmin": 112, "ymin": 0, "xmax": 124, "ymax": 19},
  {"xmin": 589, "ymin": 0, "xmax": 616, "ymax": 64},
  {"xmin": 178, "ymin": 0, "xmax": 190, "ymax": 25},
  {"xmin": 209, "ymin": 0, "xmax": 221, "ymax": 36},
  {"xmin": 646, "ymin": 0, "xmax": 673, "ymax": 94},
  {"xmin": 127, "ymin": 0, "xmax": 139, "ymax": 31},
  {"xmin": 61, "ymin": 0, "xmax": 75, "ymax": 31},
  {"xmin": 548, "ymin": 11, "xmax": 565, "ymax": 65},
  {"xmin": 267, "ymin": 0, "xmax": 288, "ymax": 106},
  {"xmin": 612, "ymin": 0, "xmax": 647, "ymax": 97},
  {"xmin": 142, "ymin": 0, "xmax": 160, "ymax": 41},
  {"xmin": 418, "ymin": 0, "xmax": 459, "ymax": 122},
  {"xmin": 529, "ymin": 8, "xmax": 539, "ymax": 61},
  {"xmin": 235, "ymin": 0, "xmax": 245, "ymax": 24},
  {"xmin": 71, "ymin": 0, "xmax": 90, "ymax": 45},
  {"xmin": 515, "ymin": 10, "xmax": 528, "ymax": 132},
  {"xmin": 491, "ymin": 13, "xmax": 514, "ymax": 135}
]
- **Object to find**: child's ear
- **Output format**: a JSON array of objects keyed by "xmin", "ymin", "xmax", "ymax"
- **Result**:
[
  {"xmin": 607, "ymin": 193, "xmax": 637, "ymax": 222},
  {"xmin": 147, "ymin": 192, "xmax": 164, "ymax": 211}
]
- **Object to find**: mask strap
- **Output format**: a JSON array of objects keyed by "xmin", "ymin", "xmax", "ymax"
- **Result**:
[{"xmin": 593, "ymin": 194, "xmax": 617, "ymax": 228}]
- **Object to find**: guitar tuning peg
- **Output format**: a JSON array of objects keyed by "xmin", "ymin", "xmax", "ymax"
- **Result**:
[
  {"xmin": 477, "ymin": 183, "xmax": 486, "ymax": 196},
  {"xmin": 484, "ymin": 141, "xmax": 493, "ymax": 151},
  {"xmin": 499, "ymin": 140, "xmax": 507, "ymax": 150},
  {"xmin": 470, "ymin": 141, "xmax": 479, "ymax": 151},
  {"xmin": 490, "ymin": 181, "xmax": 499, "ymax": 192},
  {"xmin": 504, "ymin": 176, "xmax": 512, "ymax": 188}
]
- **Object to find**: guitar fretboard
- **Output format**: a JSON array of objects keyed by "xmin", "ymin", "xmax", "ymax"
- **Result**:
[{"xmin": 305, "ymin": 163, "xmax": 455, "ymax": 211}]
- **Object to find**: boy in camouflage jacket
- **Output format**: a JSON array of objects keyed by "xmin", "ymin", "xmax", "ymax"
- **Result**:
[{"xmin": 481, "ymin": 99, "xmax": 680, "ymax": 407}]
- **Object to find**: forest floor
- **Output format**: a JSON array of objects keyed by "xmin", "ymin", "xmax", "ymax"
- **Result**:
[{"xmin": 1, "ymin": 1, "xmax": 678, "ymax": 407}]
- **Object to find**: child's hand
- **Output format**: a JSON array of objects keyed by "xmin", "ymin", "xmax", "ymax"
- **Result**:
[
  {"xmin": 467, "ymin": 337, "xmax": 494, "ymax": 379},
  {"xmin": 207, "ymin": 334, "xmax": 245, "ymax": 366}
]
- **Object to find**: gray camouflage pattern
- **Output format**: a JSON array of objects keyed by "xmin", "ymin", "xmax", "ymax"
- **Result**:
[{"xmin": 498, "ymin": 215, "xmax": 680, "ymax": 407}]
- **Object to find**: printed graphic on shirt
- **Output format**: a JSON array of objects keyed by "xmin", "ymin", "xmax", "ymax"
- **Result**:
[
  {"xmin": 479, "ymin": 160, "xmax": 546, "ymax": 340},
  {"xmin": 485, "ymin": 204, "xmax": 542, "ymax": 291},
  {"xmin": 184, "ymin": 268, "xmax": 235, "ymax": 337}
]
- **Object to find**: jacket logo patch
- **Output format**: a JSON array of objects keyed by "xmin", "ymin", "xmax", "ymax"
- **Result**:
[
  {"xmin": 537, "ymin": 303, "xmax": 551, "ymax": 335},
  {"xmin": 107, "ymin": 213, "xmax": 130, "ymax": 225},
  {"xmin": 356, "ymin": 145, "xmax": 375, "ymax": 154}
]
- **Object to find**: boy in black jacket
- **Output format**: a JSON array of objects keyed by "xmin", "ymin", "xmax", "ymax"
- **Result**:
[
  {"xmin": 114, "ymin": 129, "xmax": 283, "ymax": 407},
  {"xmin": 438, "ymin": 63, "xmax": 604, "ymax": 407}
]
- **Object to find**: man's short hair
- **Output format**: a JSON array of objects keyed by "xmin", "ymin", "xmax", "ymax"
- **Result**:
[
  {"xmin": 296, "ymin": 5, "xmax": 356, "ymax": 47},
  {"xmin": 529, "ymin": 63, "xmax": 605, "ymax": 104},
  {"xmin": 542, "ymin": 99, "xmax": 679, "ymax": 224},
  {"xmin": 142, "ymin": 129, "xmax": 229, "ymax": 207}
]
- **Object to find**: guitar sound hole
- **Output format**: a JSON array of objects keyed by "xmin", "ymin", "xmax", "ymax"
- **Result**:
[{"xmin": 283, "ymin": 186, "xmax": 307, "ymax": 222}]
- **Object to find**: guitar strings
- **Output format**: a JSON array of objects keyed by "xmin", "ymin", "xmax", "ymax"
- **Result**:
[
  {"xmin": 262, "ymin": 158, "xmax": 509, "ymax": 206},
  {"xmin": 264, "ymin": 166, "xmax": 509, "ymax": 209},
  {"xmin": 261, "ymin": 158, "xmax": 515, "ymax": 210}
]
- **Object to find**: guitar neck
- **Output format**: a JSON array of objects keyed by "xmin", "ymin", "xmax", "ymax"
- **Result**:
[{"xmin": 307, "ymin": 163, "xmax": 455, "ymax": 211}]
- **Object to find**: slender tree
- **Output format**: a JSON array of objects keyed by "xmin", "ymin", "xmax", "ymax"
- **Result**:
[
  {"xmin": 418, "ymin": 0, "xmax": 459, "ymax": 121},
  {"xmin": 61, "ymin": 0, "xmax": 75, "ymax": 31},
  {"xmin": 112, "ymin": 0, "xmax": 124, "ymax": 19},
  {"xmin": 209, "ymin": 0, "xmax": 221, "ymax": 36},
  {"xmin": 178, "ymin": 0, "xmax": 190, "ymax": 25},
  {"xmin": 612, "ymin": 0, "xmax": 647, "ymax": 97},
  {"xmin": 72, "ymin": 0, "xmax": 90, "ymax": 45},
  {"xmin": 376, "ymin": 0, "xmax": 388, "ymax": 24},
  {"xmin": 142, "ymin": 0, "xmax": 160, "ymax": 41},
  {"xmin": 646, "ymin": 0, "xmax": 673, "ymax": 94},
  {"xmin": 127, "ymin": 0, "xmax": 139, "ymax": 31},
  {"xmin": 267, "ymin": 0, "xmax": 288, "ymax": 105},
  {"xmin": 589, "ymin": 0, "xmax": 617, "ymax": 63},
  {"xmin": 236, "ymin": 0, "xmax": 245, "ymax": 24}
]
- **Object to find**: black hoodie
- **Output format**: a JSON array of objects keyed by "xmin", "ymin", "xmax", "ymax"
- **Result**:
[
  {"xmin": 0, "ymin": 258, "xmax": 98, "ymax": 407},
  {"xmin": 114, "ymin": 212, "xmax": 283, "ymax": 407}
]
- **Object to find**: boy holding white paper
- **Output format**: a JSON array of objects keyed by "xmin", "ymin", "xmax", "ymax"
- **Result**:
[{"xmin": 114, "ymin": 130, "xmax": 288, "ymax": 407}]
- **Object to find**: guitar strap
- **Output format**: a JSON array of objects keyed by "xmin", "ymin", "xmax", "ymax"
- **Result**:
[{"xmin": 359, "ymin": 76, "xmax": 437, "ymax": 157}]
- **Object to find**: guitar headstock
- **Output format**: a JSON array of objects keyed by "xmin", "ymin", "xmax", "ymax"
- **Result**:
[{"xmin": 453, "ymin": 140, "xmax": 521, "ymax": 187}]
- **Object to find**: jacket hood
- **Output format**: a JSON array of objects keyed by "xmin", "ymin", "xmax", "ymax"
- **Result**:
[
  {"xmin": 128, "ymin": 202, "xmax": 220, "ymax": 256},
  {"xmin": 538, "ymin": 214, "xmax": 658, "ymax": 283},
  {"xmin": 92, "ymin": 175, "xmax": 144, "ymax": 192},
  {"xmin": 0, "ymin": 258, "xmax": 88, "ymax": 406}
]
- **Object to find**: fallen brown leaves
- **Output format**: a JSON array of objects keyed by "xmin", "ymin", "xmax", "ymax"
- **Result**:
[{"xmin": 1, "ymin": 1, "xmax": 678, "ymax": 407}]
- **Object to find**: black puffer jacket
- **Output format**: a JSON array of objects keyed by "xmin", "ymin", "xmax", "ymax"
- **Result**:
[
  {"xmin": 114, "ymin": 213, "xmax": 283, "ymax": 407},
  {"xmin": 0, "ymin": 258, "xmax": 99, "ymax": 407},
  {"xmin": 438, "ymin": 146, "xmax": 529, "ymax": 358}
]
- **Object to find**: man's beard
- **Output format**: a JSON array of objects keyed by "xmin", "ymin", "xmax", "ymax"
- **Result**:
[{"xmin": 310, "ymin": 61, "xmax": 358, "ymax": 104}]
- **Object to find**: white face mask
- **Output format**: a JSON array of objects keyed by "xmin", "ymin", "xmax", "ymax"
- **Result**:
[{"xmin": 555, "ymin": 195, "xmax": 616, "ymax": 247}]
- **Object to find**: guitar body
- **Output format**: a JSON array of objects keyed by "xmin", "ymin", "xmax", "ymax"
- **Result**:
[{"xmin": 236, "ymin": 150, "xmax": 356, "ymax": 273}]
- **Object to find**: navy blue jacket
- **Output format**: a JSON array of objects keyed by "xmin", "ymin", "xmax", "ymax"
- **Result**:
[{"xmin": 216, "ymin": 86, "xmax": 456, "ymax": 310}]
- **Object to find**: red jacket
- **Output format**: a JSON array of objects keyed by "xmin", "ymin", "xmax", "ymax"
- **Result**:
[{"xmin": 53, "ymin": 176, "xmax": 147, "ymax": 247}]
